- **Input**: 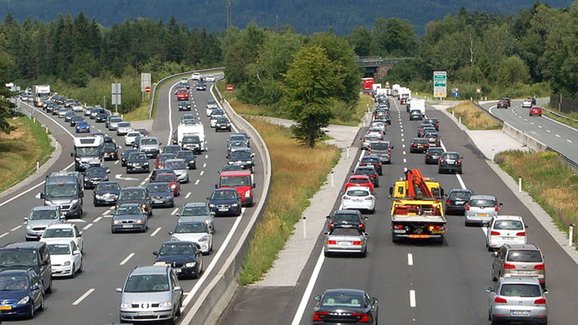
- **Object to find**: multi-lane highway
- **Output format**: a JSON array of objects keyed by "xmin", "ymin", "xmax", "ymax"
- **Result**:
[
  {"xmin": 0, "ymin": 75, "xmax": 265, "ymax": 324},
  {"xmin": 217, "ymin": 95, "xmax": 578, "ymax": 324},
  {"xmin": 481, "ymin": 99, "xmax": 578, "ymax": 164}
]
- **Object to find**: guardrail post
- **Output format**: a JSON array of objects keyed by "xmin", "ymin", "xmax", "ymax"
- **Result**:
[
  {"xmin": 458, "ymin": 116, "xmax": 462, "ymax": 124},
  {"xmin": 491, "ymin": 149, "xmax": 495, "ymax": 161},
  {"xmin": 518, "ymin": 176, "xmax": 522, "ymax": 192},
  {"xmin": 346, "ymin": 146, "xmax": 350, "ymax": 159},
  {"xmin": 303, "ymin": 216, "xmax": 307, "ymax": 239},
  {"xmin": 36, "ymin": 161, "xmax": 39, "ymax": 171},
  {"xmin": 330, "ymin": 171, "xmax": 334, "ymax": 187},
  {"xmin": 569, "ymin": 224, "xmax": 574, "ymax": 247}
]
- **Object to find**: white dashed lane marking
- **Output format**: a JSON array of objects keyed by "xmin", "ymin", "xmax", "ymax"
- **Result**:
[
  {"xmin": 72, "ymin": 288, "xmax": 95, "ymax": 306},
  {"xmin": 119, "ymin": 253, "xmax": 135, "ymax": 265},
  {"xmin": 150, "ymin": 227, "xmax": 162, "ymax": 237}
]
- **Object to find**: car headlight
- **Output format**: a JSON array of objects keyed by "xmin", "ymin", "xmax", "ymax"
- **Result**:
[
  {"xmin": 26, "ymin": 224, "xmax": 33, "ymax": 230},
  {"xmin": 198, "ymin": 236, "xmax": 208, "ymax": 242},
  {"xmin": 113, "ymin": 220, "xmax": 122, "ymax": 225},
  {"xmin": 185, "ymin": 262, "xmax": 196, "ymax": 267},
  {"xmin": 17, "ymin": 296, "xmax": 30, "ymax": 304},
  {"xmin": 232, "ymin": 203, "xmax": 239, "ymax": 207},
  {"xmin": 75, "ymin": 157, "xmax": 81, "ymax": 162},
  {"xmin": 64, "ymin": 261, "xmax": 71, "ymax": 266},
  {"xmin": 135, "ymin": 219, "xmax": 144, "ymax": 224},
  {"xmin": 70, "ymin": 199, "xmax": 79, "ymax": 207},
  {"xmin": 209, "ymin": 204, "xmax": 215, "ymax": 208},
  {"xmin": 159, "ymin": 301, "xmax": 172, "ymax": 308},
  {"xmin": 95, "ymin": 195, "xmax": 104, "ymax": 199},
  {"xmin": 120, "ymin": 302, "xmax": 131, "ymax": 309}
]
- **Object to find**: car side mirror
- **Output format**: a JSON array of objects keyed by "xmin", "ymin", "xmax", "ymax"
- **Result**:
[
  {"xmin": 314, "ymin": 295, "xmax": 320, "ymax": 302},
  {"xmin": 214, "ymin": 184, "xmax": 218, "ymax": 189},
  {"xmin": 80, "ymin": 192, "xmax": 84, "ymax": 198},
  {"xmin": 492, "ymin": 251, "xmax": 498, "ymax": 257},
  {"xmin": 24, "ymin": 217, "xmax": 28, "ymax": 221},
  {"xmin": 78, "ymin": 232, "xmax": 83, "ymax": 237},
  {"xmin": 372, "ymin": 297, "xmax": 379, "ymax": 303},
  {"xmin": 174, "ymin": 286, "xmax": 182, "ymax": 292},
  {"xmin": 543, "ymin": 289, "xmax": 549, "ymax": 295},
  {"xmin": 326, "ymin": 215, "xmax": 331, "ymax": 219},
  {"xmin": 389, "ymin": 187, "xmax": 393, "ymax": 196},
  {"xmin": 70, "ymin": 152, "xmax": 74, "ymax": 157},
  {"xmin": 168, "ymin": 232, "xmax": 173, "ymax": 235},
  {"xmin": 525, "ymin": 224, "xmax": 529, "ymax": 228},
  {"xmin": 323, "ymin": 232, "xmax": 328, "ymax": 235},
  {"xmin": 153, "ymin": 251, "xmax": 158, "ymax": 256},
  {"xmin": 364, "ymin": 217, "xmax": 368, "ymax": 220},
  {"xmin": 252, "ymin": 183, "xmax": 256, "ymax": 188},
  {"xmin": 73, "ymin": 250, "xmax": 81, "ymax": 255},
  {"xmin": 499, "ymin": 203, "xmax": 503, "ymax": 207},
  {"xmin": 116, "ymin": 288, "xmax": 123, "ymax": 293},
  {"xmin": 485, "ymin": 287, "xmax": 493, "ymax": 293}
]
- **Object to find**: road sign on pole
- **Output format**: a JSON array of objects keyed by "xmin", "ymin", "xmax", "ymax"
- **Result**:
[
  {"xmin": 433, "ymin": 71, "xmax": 447, "ymax": 99},
  {"xmin": 112, "ymin": 82, "xmax": 121, "ymax": 113}
]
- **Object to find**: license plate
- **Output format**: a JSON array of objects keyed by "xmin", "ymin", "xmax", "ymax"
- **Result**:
[
  {"xmin": 478, "ymin": 213, "xmax": 489, "ymax": 217},
  {"xmin": 338, "ymin": 241, "xmax": 352, "ymax": 246},
  {"xmin": 447, "ymin": 160, "xmax": 455, "ymax": 163},
  {"xmin": 139, "ymin": 311, "xmax": 155, "ymax": 316},
  {"xmin": 353, "ymin": 199, "xmax": 362, "ymax": 202},
  {"xmin": 511, "ymin": 310, "xmax": 530, "ymax": 316},
  {"xmin": 218, "ymin": 208, "xmax": 229, "ymax": 212},
  {"xmin": 516, "ymin": 270, "xmax": 534, "ymax": 274},
  {"xmin": 0, "ymin": 305, "xmax": 11, "ymax": 311},
  {"xmin": 104, "ymin": 198, "xmax": 114, "ymax": 202},
  {"xmin": 123, "ymin": 224, "xmax": 133, "ymax": 228},
  {"xmin": 153, "ymin": 199, "xmax": 164, "ymax": 203}
]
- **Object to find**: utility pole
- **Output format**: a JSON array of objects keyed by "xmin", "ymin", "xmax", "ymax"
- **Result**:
[{"xmin": 227, "ymin": 0, "xmax": 232, "ymax": 29}]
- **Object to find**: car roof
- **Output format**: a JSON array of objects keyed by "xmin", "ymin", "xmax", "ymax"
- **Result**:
[
  {"xmin": 502, "ymin": 243, "xmax": 540, "ymax": 251},
  {"xmin": 323, "ymin": 288, "xmax": 367, "ymax": 296},
  {"xmin": 498, "ymin": 277, "xmax": 541, "ymax": 285},
  {"xmin": 493, "ymin": 215, "xmax": 524, "ymax": 221},
  {"xmin": 333, "ymin": 210, "xmax": 362, "ymax": 216},
  {"xmin": 183, "ymin": 202, "xmax": 208, "ymax": 208},
  {"xmin": 117, "ymin": 203, "xmax": 142, "ymax": 207},
  {"xmin": 130, "ymin": 265, "xmax": 169, "ymax": 276},
  {"xmin": 470, "ymin": 194, "xmax": 496, "ymax": 200},
  {"xmin": 449, "ymin": 188, "xmax": 473, "ymax": 193},
  {"xmin": 5, "ymin": 241, "xmax": 46, "ymax": 249},
  {"xmin": 121, "ymin": 186, "xmax": 145, "ymax": 191},
  {"xmin": 442, "ymin": 151, "xmax": 461, "ymax": 155},
  {"xmin": 0, "ymin": 269, "xmax": 32, "ymax": 276},
  {"xmin": 346, "ymin": 186, "xmax": 372, "ymax": 192}
]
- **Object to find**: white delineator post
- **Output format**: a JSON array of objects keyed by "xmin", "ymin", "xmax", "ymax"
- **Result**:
[{"xmin": 569, "ymin": 224, "xmax": 574, "ymax": 247}]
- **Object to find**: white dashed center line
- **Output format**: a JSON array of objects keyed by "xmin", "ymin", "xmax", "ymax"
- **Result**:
[
  {"xmin": 195, "ymin": 180, "xmax": 200, "ymax": 185},
  {"xmin": 150, "ymin": 227, "xmax": 162, "ymax": 237},
  {"xmin": 171, "ymin": 208, "xmax": 179, "ymax": 215},
  {"xmin": 555, "ymin": 134, "xmax": 561, "ymax": 138},
  {"xmin": 93, "ymin": 216, "xmax": 102, "ymax": 223},
  {"xmin": 72, "ymin": 288, "xmax": 95, "ymax": 306},
  {"xmin": 120, "ymin": 253, "xmax": 135, "ymax": 265},
  {"xmin": 82, "ymin": 223, "xmax": 93, "ymax": 230},
  {"xmin": 185, "ymin": 192, "xmax": 192, "ymax": 198},
  {"xmin": 408, "ymin": 253, "xmax": 413, "ymax": 266},
  {"xmin": 410, "ymin": 290, "xmax": 416, "ymax": 307}
]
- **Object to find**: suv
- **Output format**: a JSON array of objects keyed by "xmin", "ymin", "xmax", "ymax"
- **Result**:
[
  {"xmin": 117, "ymin": 265, "xmax": 183, "ymax": 324},
  {"xmin": 486, "ymin": 215, "xmax": 528, "ymax": 251},
  {"xmin": 465, "ymin": 195, "xmax": 501, "ymax": 226},
  {"xmin": 0, "ymin": 242, "xmax": 53, "ymax": 293},
  {"xmin": 24, "ymin": 206, "xmax": 65, "ymax": 240},
  {"xmin": 486, "ymin": 277, "xmax": 548, "ymax": 324},
  {"xmin": 492, "ymin": 244, "xmax": 546, "ymax": 287}
]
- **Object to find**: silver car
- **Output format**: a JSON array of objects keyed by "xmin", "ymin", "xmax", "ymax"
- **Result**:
[
  {"xmin": 492, "ymin": 244, "xmax": 546, "ymax": 287},
  {"xmin": 487, "ymin": 277, "xmax": 548, "ymax": 324},
  {"xmin": 486, "ymin": 215, "xmax": 528, "ymax": 251},
  {"xmin": 178, "ymin": 202, "xmax": 215, "ymax": 234},
  {"xmin": 465, "ymin": 195, "xmax": 501, "ymax": 226},
  {"xmin": 165, "ymin": 159, "xmax": 189, "ymax": 183},
  {"xmin": 324, "ymin": 227, "xmax": 368, "ymax": 257},
  {"xmin": 25, "ymin": 206, "xmax": 65, "ymax": 240},
  {"xmin": 169, "ymin": 221, "xmax": 213, "ymax": 254},
  {"xmin": 116, "ymin": 121, "xmax": 133, "ymax": 136},
  {"xmin": 117, "ymin": 265, "xmax": 183, "ymax": 324}
]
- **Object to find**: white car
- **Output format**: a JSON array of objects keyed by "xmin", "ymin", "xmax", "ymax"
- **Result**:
[
  {"xmin": 40, "ymin": 223, "xmax": 84, "ymax": 253},
  {"xmin": 521, "ymin": 99, "xmax": 532, "ymax": 108},
  {"xmin": 339, "ymin": 186, "xmax": 375, "ymax": 213},
  {"xmin": 45, "ymin": 239, "xmax": 83, "ymax": 278},
  {"xmin": 170, "ymin": 221, "xmax": 213, "ymax": 254},
  {"xmin": 206, "ymin": 105, "xmax": 218, "ymax": 117},
  {"xmin": 205, "ymin": 75, "xmax": 216, "ymax": 82},
  {"xmin": 116, "ymin": 122, "xmax": 132, "ymax": 136},
  {"xmin": 486, "ymin": 215, "xmax": 527, "ymax": 251},
  {"xmin": 71, "ymin": 102, "xmax": 84, "ymax": 112},
  {"xmin": 191, "ymin": 72, "xmax": 201, "ymax": 81},
  {"xmin": 124, "ymin": 131, "xmax": 141, "ymax": 147}
]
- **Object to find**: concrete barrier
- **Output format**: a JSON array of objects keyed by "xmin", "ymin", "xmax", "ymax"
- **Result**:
[{"xmin": 501, "ymin": 122, "xmax": 548, "ymax": 152}]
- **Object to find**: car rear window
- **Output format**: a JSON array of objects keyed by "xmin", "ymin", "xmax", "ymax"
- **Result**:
[
  {"xmin": 346, "ymin": 189, "xmax": 370, "ymax": 197},
  {"xmin": 470, "ymin": 199, "xmax": 496, "ymax": 207},
  {"xmin": 330, "ymin": 228, "xmax": 362, "ymax": 237},
  {"xmin": 449, "ymin": 191, "xmax": 471, "ymax": 200},
  {"xmin": 499, "ymin": 284, "xmax": 541, "ymax": 297},
  {"xmin": 493, "ymin": 220, "xmax": 523, "ymax": 230},
  {"xmin": 507, "ymin": 250, "xmax": 543, "ymax": 263},
  {"xmin": 321, "ymin": 292, "xmax": 365, "ymax": 307},
  {"xmin": 333, "ymin": 214, "xmax": 360, "ymax": 223}
]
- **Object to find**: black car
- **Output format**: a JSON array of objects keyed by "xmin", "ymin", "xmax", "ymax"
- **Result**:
[
  {"xmin": 69, "ymin": 115, "xmax": 84, "ymax": 126},
  {"xmin": 83, "ymin": 166, "xmax": 108, "ymax": 189},
  {"xmin": 92, "ymin": 132, "xmax": 113, "ymax": 143},
  {"xmin": 207, "ymin": 188, "xmax": 242, "ymax": 217},
  {"xmin": 424, "ymin": 147, "xmax": 444, "ymax": 164},
  {"xmin": 327, "ymin": 210, "xmax": 367, "ymax": 232},
  {"xmin": 111, "ymin": 203, "xmax": 148, "ymax": 233},
  {"xmin": 116, "ymin": 187, "xmax": 153, "ymax": 216},
  {"xmin": 176, "ymin": 150, "xmax": 197, "ymax": 170},
  {"xmin": 153, "ymin": 241, "xmax": 204, "ymax": 279},
  {"xmin": 409, "ymin": 109, "xmax": 423, "ymax": 121},
  {"xmin": 445, "ymin": 188, "xmax": 474, "ymax": 215},
  {"xmin": 227, "ymin": 149, "xmax": 254, "ymax": 172},
  {"xmin": 93, "ymin": 181, "xmax": 121, "ymax": 206},
  {"xmin": 95, "ymin": 111, "xmax": 110, "ymax": 122},
  {"xmin": 196, "ymin": 81, "xmax": 207, "ymax": 91},
  {"xmin": 438, "ymin": 151, "xmax": 463, "ymax": 174},
  {"xmin": 409, "ymin": 138, "xmax": 429, "ymax": 153},
  {"xmin": 178, "ymin": 101, "xmax": 192, "ymax": 111},
  {"xmin": 126, "ymin": 152, "xmax": 150, "ymax": 174},
  {"xmin": 425, "ymin": 118, "xmax": 440, "ymax": 131},
  {"xmin": 146, "ymin": 182, "xmax": 175, "ymax": 208},
  {"xmin": 121, "ymin": 148, "xmax": 139, "ymax": 167},
  {"xmin": 163, "ymin": 145, "xmax": 182, "ymax": 155},
  {"xmin": 215, "ymin": 116, "xmax": 232, "ymax": 132},
  {"xmin": 227, "ymin": 133, "xmax": 251, "ymax": 149},
  {"xmin": 64, "ymin": 110, "xmax": 76, "ymax": 122},
  {"xmin": 101, "ymin": 142, "xmax": 119, "ymax": 161},
  {"xmin": 181, "ymin": 135, "xmax": 202, "ymax": 153},
  {"xmin": 313, "ymin": 288, "xmax": 379, "ymax": 325}
]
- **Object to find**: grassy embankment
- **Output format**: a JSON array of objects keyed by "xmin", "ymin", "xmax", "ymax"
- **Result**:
[
  {"xmin": 446, "ymin": 102, "xmax": 502, "ymax": 130},
  {"xmin": 543, "ymin": 109, "xmax": 578, "ymax": 129},
  {"xmin": 216, "ymin": 82, "xmax": 342, "ymax": 284},
  {"xmin": 0, "ymin": 116, "xmax": 53, "ymax": 192}
]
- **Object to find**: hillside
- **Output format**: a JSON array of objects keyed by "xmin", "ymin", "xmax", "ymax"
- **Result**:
[{"xmin": 0, "ymin": 0, "xmax": 573, "ymax": 34}]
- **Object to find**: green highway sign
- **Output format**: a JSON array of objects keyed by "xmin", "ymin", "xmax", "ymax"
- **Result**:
[{"xmin": 433, "ymin": 71, "xmax": 447, "ymax": 98}]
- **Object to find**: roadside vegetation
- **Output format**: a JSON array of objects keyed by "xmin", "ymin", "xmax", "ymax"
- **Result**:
[
  {"xmin": 446, "ymin": 102, "xmax": 502, "ymax": 130},
  {"xmin": 495, "ymin": 150, "xmax": 578, "ymax": 244},
  {"xmin": 224, "ymin": 102, "xmax": 340, "ymax": 284},
  {"xmin": 543, "ymin": 109, "xmax": 578, "ymax": 130},
  {"xmin": 0, "ymin": 115, "xmax": 53, "ymax": 192}
]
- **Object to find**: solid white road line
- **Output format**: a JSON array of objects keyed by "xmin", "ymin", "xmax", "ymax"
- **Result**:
[
  {"xmin": 82, "ymin": 223, "xmax": 93, "ymax": 231},
  {"xmin": 150, "ymin": 227, "xmax": 162, "ymax": 237},
  {"xmin": 171, "ymin": 208, "xmax": 179, "ymax": 215},
  {"xmin": 291, "ymin": 250, "xmax": 325, "ymax": 325},
  {"xmin": 72, "ymin": 288, "xmax": 95, "ymax": 305},
  {"xmin": 408, "ymin": 253, "xmax": 414, "ymax": 266},
  {"xmin": 120, "ymin": 253, "xmax": 135, "ymax": 265},
  {"xmin": 410, "ymin": 290, "xmax": 416, "ymax": 307}
]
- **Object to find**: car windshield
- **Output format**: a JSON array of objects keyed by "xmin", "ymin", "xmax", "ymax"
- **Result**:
[
  {"xmin": 0, "ymin": 250, "xmax": 37, "ymax": 267},
  {"xmin": 220, "ymin": 175, "xmax": 251, "ymax": 187},
  {"xmin": 361, "ymin": 158, "xmax": 379, "ymax": 164},
  {"xmin": 230, "ymin": 151, "xmax": 252, "ymax": 160},
  {"xmin": 470, "ymin": 199, "xmax": 496, "ymax": 207},
  {"xmin": 147, "ymin": 184, "xmax": 171, "ymax": 193},
  {"xmin": 103, "ymin": 143, "xmax": 116, "ymax": 150},
  {"xmin": 175, "ymin": 222, "xmax": 207, "ymax": 233},
  {"xmin": 43, "ymin": 228, "xmax": 74, "ymax": 238},
  {"xmin": 97, "ymin": 183, "xmax": 120, "ymax": 192},
  {"xmin": 116, "ymin": 205, "xmax": 143, "ymax": 215},
  {"xmin": 124, "ymin": 274, "xmax": 169, "ymax": 293},
  {"xmin": 47, "ymin": 243, "xmax": 71, "ymax": 255},
  {"xmin": 212, "ymin": 191, "xmax": 237, "ymax": 200},
  {"xmin": 118, "ymin": 122, "xmax": 131, "ymax": 128},
  {"xmin": 75, "ymin": 147, "xmax": 100, "ymax": 156},
  {"xmin": 217, "ymin": 117, "xmax": 229, "ymax": 123},
  {"xmin": 164, "ymin": 146, "xmax": 181, "ymax": 154},
  {"xmin": 127, "ymin": 132, "xmax": 140, "ymax": 137},
  {"xmin": 0, "ymin": 275, "xmax": 29, "ymax": 291},
  {"xmin": 414, "ymin": 139, "xmax": 428, "ymax": 144},
  {"xmin": 29, "ymin": 209, "xmax": 59, "ymax": 220},
  {"xmin": 182, "ymin": 206, "xmax": 210, "ymax": 216},
  {"xmin": 45, "ymin": 183, "xmax": 78, "ymax": 198},
  {"xmin": 507, "ymin": 250, "xmax": 542, "ymax": 262},
  {"xmin": 230, "ymin": 135, "xmax": 246, "ymax": 142},
  {"xmin": 159, "ymin": 243, "xmax": 197, "ymax": 256},
  {"xmin": 369, "ymin": 142, "xmax": 389, "ymax": 150},
  {"xmin": 321, "ymin": 292, "xmax": 365, "ymax": 308},
  {"xmin": 140, "ymin": 138, "xmax": 157, "ymax": 145},
  {"xmin": 158, "ymin": 154, "xmax": 176, "ymax": 162},
  {"xmin": 156, "ymin": 174, "xmax": 176, "ymax": 182},
  {"xmin": 177, "ymin": 151, "xmax": 194, "ymax": 160},
  {"xmin": 349, "ymin": 178, "xmax": 369, "ymax": 184},
  {"xmin": 499, "ymin": 284, "xmax": 541, "ymax": 297},
  {"xmin": 444, "ymin": 153, "xmax": 460, "ymax": 159},
  {"xmin": 182, "ymin": 136, "xmax": 200, "ymax": 143},
  {"xmin": 86, "ymin": 167, "xmax": 106, "ymax": 176},
  {"xmin": 493, "ymin": 220, "xmax": 523, "ymax": 230},
  {"xmin": 165, "ymin": 160, "xmax": 186, "ymax": 169},
  {"xmin": 428, "ymin": 149, "xmax": 444, "ymax": 154},
  {"xmin": 119, "ymin": 190, "xmax": 145, "ymax": 201},
  {"xmin": 330, "ymin": 228, "xmax": 362, "ymax": 237},
  {"xmin": 128, "ymin": 153, "xmax": 147, "ymax": 161},
  {"xmin": 346, "ymin": 189, "xmax": 370, "ymax": 197}
]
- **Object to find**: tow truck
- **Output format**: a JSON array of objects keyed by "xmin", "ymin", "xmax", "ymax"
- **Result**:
[{"xmin": 389, "ymin": 169, "xmax": 447, "ymax": 243}]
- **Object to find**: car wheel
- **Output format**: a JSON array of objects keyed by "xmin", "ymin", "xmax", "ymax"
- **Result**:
[
  {"xmin": 78, "ymin": 258, "xmax": 83, "ymax": 273},
  {"xmin": 71, "ymin": 263, "xmax": 76, "ymax": 278},
  {"xmin": 464, "ymin": 220, "xmax": 470, "ymax": 227},
  {"xmin": 46, "ymin": 280, "xmax": 52, "ymax": 294}
]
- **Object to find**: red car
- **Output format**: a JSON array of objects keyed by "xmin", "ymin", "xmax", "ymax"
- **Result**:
[
  {"xmin": 176, "ymin": 89, "xmax": 189, "ymax": 101},
  {"xmin": 343, "ymin": 175, "xmax": 374, "ymax": 193},
  {"xmin": 529, "ymin": 106, "xmax": 542, "ymax": 117},
  {"xmin": 152, "ymin": 173, "xmax": 181, "ymax": 196},
  {"xmin": 154, "ymin": 153, "xmax": 176, "ymax": 169}
]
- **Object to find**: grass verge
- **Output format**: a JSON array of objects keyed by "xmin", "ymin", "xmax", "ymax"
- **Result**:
[
  {"xmin": 543, "ymin": 109, "xmax": 578, "ymax": 129},
  {"xmin": 495, "ymin": 150, "xmax": 578, "ymax": 244},
  {"xmin": 123, "ymin": 99, "xmax": 151, "ymax": 121},
  {"xmin": 446, "ymin": 102, "xmax": 502, "ymax": 130},
  {"xmin": 0, "ymin": 115, "xmax": 54, "ymax": 192},
  {"xmin": 237, "ymin": 117, "xmax": 340, "ymax": 284}
]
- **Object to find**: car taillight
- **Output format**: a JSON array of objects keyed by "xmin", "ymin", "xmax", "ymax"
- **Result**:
[
  {"xmin": 352, "ymin": 241, "xmax": 364, "ymax": 246},
  {"xmin": 393, "ymin": 224, "xmax": 404, "ymax": 230},
  {"xmin": 456, "ymin": 160, "xmax": 461, "ymax": 166},
  {"xmin": 533, "ymin": 297, "xmax": 547, "ymax": 305},
  {"xmin": 534, "ymin": 263, "xmax": 545, "ymax": 270},
  {"xmin": 439, "ymin": 159, "xmax": 445, "ymax": 164},
  {"xmin": 446, "ymin": 199, "xmax": 451, "ymax": 205},
  {"xmin": 352, "ymin": 313, "xmax": 370, "ymax": 323},
  {"xmin": 495, "ymin": 205, "xmax": 500, "ymax": 212},
  {"xmin": 326, "ymin": 240, "xmax": 337, "ymax": 245},
  {"xmin": 411, "ymin": 143, "xmax": 417, "ymax": 147},
  {"xmin": 313, "ymin": 311, "xmax": 329, "ymax": 321},
  {"xmin": 503, "ymin": 263, "xmax": 516, "ymax": 269},
  {"xmin": 424, "ymin": 143, "xmax": 429, "ymax": 148},
  {"xmin": 464, "ymin": 204, "xmax": 470, "ymax": 211},
  {"xmin": 516, "ymin": 232, "xmax": 526, "ymax": 236},
  {"xmin": 490, "ymin": 231, "xmax": 500, "ymax": 236},
  {"xmin": 494, "ymin": 297, "xmax": 508, "ymax": 304}
]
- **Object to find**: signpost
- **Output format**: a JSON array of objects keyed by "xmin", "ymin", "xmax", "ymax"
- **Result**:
[
  {"xmin": 433, "ymin": 71, "xmax": 447, "ymax": 99},
  {"xmin": 141, "ymin": 73, "xmax": 152, "ymax": 100},
  {"xmin": 112, "ymin": 83, "xmax": 121, "ymax": 114},
  {"xmin": 144, "ymin": 86, "xmax": 151, "ymax": 93}
]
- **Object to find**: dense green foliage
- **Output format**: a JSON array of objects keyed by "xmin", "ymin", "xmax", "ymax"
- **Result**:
[
  {"xmin": 0, "ymin": 0, "xmax": 573, "ymax": 35},
  {"xmin": 0, "ymin": 85, "xmax": 16, "ymax": 133}
]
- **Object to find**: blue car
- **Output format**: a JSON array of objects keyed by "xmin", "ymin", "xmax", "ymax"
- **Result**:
[
  {"xmin": 75, "ymin": 121, "xmax": 90, "ymax": 133},
  {"xmin": 0, "ymin": 269, "xmax": 44, "ymax": 319},
  {"xmin": 207, "ymin": 188, "xmax": 242, "ymax": 217}
]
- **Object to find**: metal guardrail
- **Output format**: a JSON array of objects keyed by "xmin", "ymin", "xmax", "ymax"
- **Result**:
[
  {"xmin": 542, "ymin": 106, "xmax": 578, "ymax": 124},
  {"xmin": 148, "ymin": 67, "xmax": 224, "ymax": 119}
]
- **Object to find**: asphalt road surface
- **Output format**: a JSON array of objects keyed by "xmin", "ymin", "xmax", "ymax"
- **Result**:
[{"xmin": 0, "ymin": 77, "xmax": 265, "ymax": 325}]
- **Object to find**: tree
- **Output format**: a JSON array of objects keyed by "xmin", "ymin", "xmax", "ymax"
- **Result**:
[
  {"xmin": 0, "ymin": 82, "xmax": 16, "ymax": 134},
  {"xmin": 497, "ymin": 55, "xmax": 530, "ymax": 86},
  {"xmin": 284, "ymin": 45, "xmax": 339, "ymax": 147}
]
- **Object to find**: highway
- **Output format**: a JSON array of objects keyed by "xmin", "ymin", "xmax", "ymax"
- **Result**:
[
  {"xmin": 481, "ymin": 99, "xmax": 578, "ymax": 164},
  {"xmin": 0, "ymin": 76, "xmax": 266, "ymax": 324},
  {"xmin": 219, "ymin": 96, "xmax": 578, "ymax": 324}
]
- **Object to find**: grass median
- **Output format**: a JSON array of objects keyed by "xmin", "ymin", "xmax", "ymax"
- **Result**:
[
  {"xmin": 495, "ymin": 150, "xmax": 578, "ymax": 244},
  {"xmin": 0, "ymin": 115, "xmax": 54, "ymax": 192},
  {"xmin": 447, "ymin": 102, "xmax": 502, "ymax": 130}
]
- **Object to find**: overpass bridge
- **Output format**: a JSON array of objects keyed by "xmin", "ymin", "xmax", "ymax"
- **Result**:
[{"xmin": 355, "ymin": 56, "xmax": 414, "ymax": 79}]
